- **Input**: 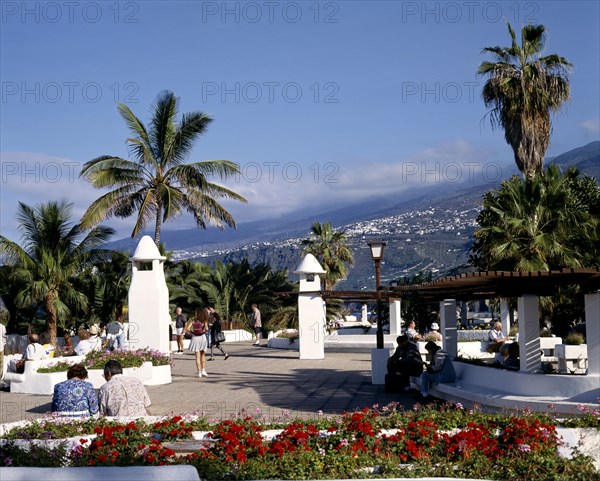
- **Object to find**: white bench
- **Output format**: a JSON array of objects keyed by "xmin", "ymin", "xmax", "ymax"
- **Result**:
[
  {"xmin": 540, "ymin": 337, "xmax": 562, "ymax": 368},
  {"xmin": 556, "ymin": 344, "xmax": 588, "ymax": 374},
  {"xmin": 456, "ymin": 341, "xmax": 496, "ymax": 361},
  {"xmin": 411, "ymin": 360, "xmax": 599, "ymax": 414},
  {"xmin": 2, "ymin": 356, "xmax": 86, "ymax": 394}
]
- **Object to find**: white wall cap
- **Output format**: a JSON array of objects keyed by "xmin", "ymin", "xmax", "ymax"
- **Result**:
[
  {"xmin": 131, "ymin": 235, "xmax": 166, "ymax": 261},
  {"xmin": 293, "ymin": 253, "xmax": 326, "ymax": 274}
]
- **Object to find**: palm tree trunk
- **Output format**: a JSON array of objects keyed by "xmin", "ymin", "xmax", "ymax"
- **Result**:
[
  {"xmin": 45, "ymin": 292, "xmax": 58, "ymax": 346},
  {"xmin": 154, "ymin": 206, "xmax": 162, "ymax": 246}
]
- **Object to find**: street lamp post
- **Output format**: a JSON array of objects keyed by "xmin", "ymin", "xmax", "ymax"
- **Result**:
[{"xmin": 368, "ymin": 240, "xmax": 387, "ymax": 349}]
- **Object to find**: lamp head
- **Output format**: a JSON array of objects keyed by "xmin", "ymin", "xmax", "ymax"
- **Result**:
[{"xmin": 367, "ymin": 240, "xmax": 387, "ymax": 261}]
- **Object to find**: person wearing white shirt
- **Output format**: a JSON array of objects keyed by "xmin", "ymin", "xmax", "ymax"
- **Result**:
[
  {"xmin": 74, "ymin": 326, "xmax": 103, "ymax": 356},
  {"xmin": 24, "ymin": 333, "xmax": 49, "ymax": 361}
]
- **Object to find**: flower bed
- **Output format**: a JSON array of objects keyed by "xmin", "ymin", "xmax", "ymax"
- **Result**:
[
  {"xmin": 37, "ymin": 348, "xmax": 171, "ymax": 374},
  {"xmin": 1, "ymin": 402, "xmax": 598, "ymax": 480}
]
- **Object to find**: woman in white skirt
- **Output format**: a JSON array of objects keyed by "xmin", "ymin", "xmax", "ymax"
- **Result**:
[{"xmin": 187, "ymin": 307, "xmax": 210, "ymax": 377}]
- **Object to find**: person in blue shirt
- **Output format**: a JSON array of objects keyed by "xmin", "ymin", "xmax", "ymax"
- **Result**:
[
  {"xmin": 52, "ymin": 363, "xmax": 98, "ymax": 418},
  {"xmin": 417, "ymin": 341, "xmax": 457, "ymax": 401}
]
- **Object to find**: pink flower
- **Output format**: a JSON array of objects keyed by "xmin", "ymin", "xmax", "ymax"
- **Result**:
[{"xmin": 517, "ymin": 444, "xmax": 531, "ymax": 452}]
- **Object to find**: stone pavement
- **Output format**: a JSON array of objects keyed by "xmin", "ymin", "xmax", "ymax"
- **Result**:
[{"xmin": 0, "ymin": 343, "xmax": 417, "ymax": 424}]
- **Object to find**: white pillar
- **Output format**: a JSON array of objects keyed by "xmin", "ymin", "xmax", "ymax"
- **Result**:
[
  {"xmin": 389, "ymin": 299, "xmax": 402, "ymax": 335},
  {"xmin": 361, "ymin": 303, "xmax": 368, "ymax": 323},
  {"xmin": 371, "ymin": 348, "xmax": 390, "ymax": 385},
  {"xmin": 584, "ymin": 291, "xmax": 600, "ymax": 375},
  {"xmin": 517, "ymin": 294, "xmax": 540, "ymax": 373},
  {"xmin": 128, "ymin": 236, "xmax": 170, "ymax": 354},
  {"xmin": 294, "ymin": 254, "xmax": 326, "ymax": 360},
  {"xmin": 500, "ymin": 298, "xmax": 511, "ymax": 337},
  {"xmin": 440, "ymin": 299, "xmax": 457, "ymax": 357},
  {"xmin": 298, "ymin": 294, "xmax": 326, "ymax": 359}
]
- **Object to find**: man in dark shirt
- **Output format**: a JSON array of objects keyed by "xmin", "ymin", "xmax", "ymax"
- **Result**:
[
  {"xmin": 174, "ymin": 307, "xmax": 186, "ymax": 354},
  {"xmin": 386, "ymin": 335, "xmax": 424, "ymax": 391}
]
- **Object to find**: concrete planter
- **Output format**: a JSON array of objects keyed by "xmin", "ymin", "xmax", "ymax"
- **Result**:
[
  {"xmin": 144, "ymin": 364, "xmax": 172, "ymax": 385},
  {"xmin": 87, "ymin": 361, "xmax": 153, "ymax": 389}
]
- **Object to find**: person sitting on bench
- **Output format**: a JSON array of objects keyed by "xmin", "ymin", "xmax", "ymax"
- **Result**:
[
  {"xmin": 417, "ymin": 341, "xmax": 456, "ymax": 401},
  {"xmin": 386, "ymin": 335, "xmax": 424, "ymax": 392}
]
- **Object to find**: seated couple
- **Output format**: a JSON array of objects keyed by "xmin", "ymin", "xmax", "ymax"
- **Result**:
[{"xmin": 385, "ymin": 335, "xmax": 424, "ymax": 392}]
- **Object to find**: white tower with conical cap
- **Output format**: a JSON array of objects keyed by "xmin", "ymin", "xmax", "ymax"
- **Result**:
[
  {"xmin": 128, "ymin": 235, "xmax": 170, "ymax": 354},
  {"xmin": 294, "ymin": 253, "xmax": 327, "ymax": 359}
]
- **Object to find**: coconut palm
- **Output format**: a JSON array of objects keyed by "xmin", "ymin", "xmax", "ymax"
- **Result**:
[
  {"xmin": 0, "ymin": 201, "xmax": 114, "ymax": 345},
  {"xmin": 301, "ymin": 222, "xmax": 354, "ymax": 290},
  {"xmin": 80, "ymin": 90, "xmax": 247, "ymax": 245},
  {"xmin": 478, "ymin": 21, "xmax": 572, "ymax": 179}
]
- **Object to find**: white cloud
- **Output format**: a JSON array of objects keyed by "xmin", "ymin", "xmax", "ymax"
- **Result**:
[
  {"xmin": 218, "ymin": 140, "xmax": 508, "ymax": 223},
  {"xmin": 580, "ymin": 118, "xmax": 600, "ymax": 136},
  {"xmin": 1, "ymin": 141, "xmax": 509, "ymax": 241}
]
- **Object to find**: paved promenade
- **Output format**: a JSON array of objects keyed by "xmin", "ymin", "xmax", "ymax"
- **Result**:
[{"xmin": 0, "ymin": 343, "xmax": 416, "ymax": 424}]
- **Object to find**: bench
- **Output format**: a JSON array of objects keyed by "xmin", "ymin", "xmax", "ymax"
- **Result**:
[
  {"xmin": 2, "ymin": 356, "xmax": 86, "ymax": 394},
  {"xmin": 555, "ymin": 344, "xmax": 588, "ymax": 374},
  {"xmin": 539, "ymin": 337, "xmax": 562, "ymax": 368},
  {"xmin": 410, "ymin": 360, "xmax": 599, "ymax": 414},
  {"xmin": 456, "ymin": 341, "xmax": 496, "ymax": 361}
]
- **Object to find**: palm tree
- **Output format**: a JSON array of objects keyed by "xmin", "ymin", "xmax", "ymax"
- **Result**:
[
  {"xmin": 470, "ymin": 165, "xmax": 598, "ymax": 271},
  {"xmin": 75, "ymin": 250, "xmax": 130, "ymax": 328},
  {"xmin": 301, "ymin": 222, "xmax": 354, "ymax": 290},
  {"xmin": 80, "ymin": 90, "xmax": 247, "ymax": 245},
  {"xmin": 478, "ymin": 21, "xmax": 572, "ymax": 179},
  {"xmin": 0, "ymin": 201, "xmax": 114, "ymax": 345},
  {"xmin": 197, "ymin": 260, "xmax": 294, "ymax": 328}
]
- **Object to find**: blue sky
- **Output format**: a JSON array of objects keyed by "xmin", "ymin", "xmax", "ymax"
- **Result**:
[{"xmin": 1, "ymin": 1, "xmax": 599, "ymax": 243}]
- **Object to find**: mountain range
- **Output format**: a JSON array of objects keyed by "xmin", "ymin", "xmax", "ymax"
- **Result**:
[{"xmin": 109, "ymin": 141, "xmax": 599, "ymax": 290}]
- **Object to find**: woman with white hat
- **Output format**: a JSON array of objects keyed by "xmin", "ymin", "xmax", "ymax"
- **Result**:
[
  {"xmin": 74, "ymin": 326, "xmax": 103, "ymax": 356},
  {"xmin": 428, "ymin": 322, "xmax": 442, "ymax": 342}
]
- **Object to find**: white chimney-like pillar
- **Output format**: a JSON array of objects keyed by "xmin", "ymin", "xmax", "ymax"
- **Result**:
[
  {"xmin": 128, "ymin": 236, "xmax": 170, "ymax": 354},
  {"xmin": 294, "ymin": 254, "xmax": 327, "ymax": 360}
]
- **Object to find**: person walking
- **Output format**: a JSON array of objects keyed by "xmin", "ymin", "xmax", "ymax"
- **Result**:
[
  {"xmin": 174, "ymin": 307, "xmax": 186, "ymax": 354},
  {"xmin": 208, "ymin": 311, "xmax": 229, "ymax": 361},
  {"xmin": 250, "ymin": 304, "xmax": 262, "ymax": 345},
  {"xmin": 187, "ymin": 307, "xmax": 210, "ymax": 377}
]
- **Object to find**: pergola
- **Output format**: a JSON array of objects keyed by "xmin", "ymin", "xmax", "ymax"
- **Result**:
[{"xmin": 322, "ymin": 268, "xmax": 600, "ymax": 375}]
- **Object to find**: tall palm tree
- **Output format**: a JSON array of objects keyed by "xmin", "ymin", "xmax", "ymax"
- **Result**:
[
  {"xmin": 0, "ymin": 201, "xmax": 114, "ymax": 345},
  {"xmin": 80, "ymin": 90, "xmax": 247, "ymax": 245},
  {"xmin": 301, "ymin": 222, "xmax": 354, "ymax": 290},
  {"xmin": 478, "ymin": 21, "xmax": 572, "ymax": 179}
]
